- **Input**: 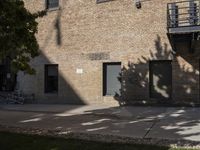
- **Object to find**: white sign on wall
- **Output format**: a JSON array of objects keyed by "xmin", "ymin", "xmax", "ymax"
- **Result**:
[{"xmin": 76, "ymin": 68, "xmax": 83, "ymax": 74}]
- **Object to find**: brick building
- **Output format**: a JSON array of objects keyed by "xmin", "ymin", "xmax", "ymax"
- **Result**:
[{"xmin": 9, "ymin": 0, "xmax": 200, "ymax": 105}]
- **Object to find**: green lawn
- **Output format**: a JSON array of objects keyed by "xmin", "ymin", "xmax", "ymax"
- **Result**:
[{"xmin": 0, "ymin": 131, "xmax": 196, "ymax": 150}]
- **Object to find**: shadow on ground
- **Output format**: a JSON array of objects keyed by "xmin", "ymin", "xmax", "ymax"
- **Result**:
[{"xmin": 0, "ymin": 105, "xmax": 200, "ymax": 148}]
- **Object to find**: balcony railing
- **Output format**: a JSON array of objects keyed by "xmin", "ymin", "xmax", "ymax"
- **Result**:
[{"xmin": 167, "ymin": 0, "xmax": 200, "ymax": 33}]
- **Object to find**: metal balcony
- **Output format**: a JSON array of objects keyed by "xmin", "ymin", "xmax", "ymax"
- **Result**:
[{"xmin": 167, "ymin": 0, "xmax": 200, "ymax": 34}]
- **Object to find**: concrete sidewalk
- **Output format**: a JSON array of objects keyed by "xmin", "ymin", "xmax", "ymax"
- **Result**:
[
  {"xmin": 0, "ymin": 104, "xmax": 112, "ymax": 114},
  {"xmin": 0, "ymin": 104, "xmax": 200, "ymax": 147},
  {"xmin": 0, "ymin": 104, "xmax": 188, "ymax": 118}
]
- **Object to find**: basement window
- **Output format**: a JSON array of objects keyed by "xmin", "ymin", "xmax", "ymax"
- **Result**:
[
  {"xmin": 45, "ymin": 64, "xmax": 58, "ymax": 93},
  {"xmin": 46, "ymin": 0, "xmax": 59, "ymax": 10}
]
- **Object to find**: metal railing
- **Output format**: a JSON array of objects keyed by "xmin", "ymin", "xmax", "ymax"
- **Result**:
[{"xmin": 167, "ymin": 0, "xmax": 200, "ymax": 28}]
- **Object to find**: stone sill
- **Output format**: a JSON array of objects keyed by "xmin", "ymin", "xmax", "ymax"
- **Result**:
[{"xmin": 47, "ymin": 7, "xmax": 60, "ymax": 12}]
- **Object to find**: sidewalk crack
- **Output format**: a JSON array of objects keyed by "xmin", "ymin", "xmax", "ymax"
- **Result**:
[{"xmin": 143, "ymin": 119, "xmax": 158, "ymax": 139}]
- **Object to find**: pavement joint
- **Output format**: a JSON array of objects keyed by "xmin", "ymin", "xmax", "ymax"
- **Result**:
[{"xmin": 143, "ymin": 119, "xmax": 158, "ymax": 139}]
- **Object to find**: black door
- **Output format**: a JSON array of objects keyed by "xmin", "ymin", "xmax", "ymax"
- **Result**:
[
  {"xmin": 150, "ymin": 60, "xmax": 172, "ymax": 100},
  {"xmin": 0, "ymin": 65, "xmax": 6, "ymax": 91}
]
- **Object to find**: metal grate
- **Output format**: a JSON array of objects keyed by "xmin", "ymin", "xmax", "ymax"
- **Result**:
[{"xmin": 167, "ymin": 0, "xmax": 200, "ymax": 28}]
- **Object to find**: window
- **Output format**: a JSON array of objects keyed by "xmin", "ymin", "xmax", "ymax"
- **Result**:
[
  {"xmin": 45, "ymin": 64, "xmax": 58, "ymax": 93},
  {"xmin": 103, "ymin": 62, "xmax": 121, "ymax": 96},
  {"xmin": 149, "ymin": 60, "xmax": 172, "ymax": 100},
  {"xmin": 46, "ymin": 0, "xmax": 59, "ymax": 9}
]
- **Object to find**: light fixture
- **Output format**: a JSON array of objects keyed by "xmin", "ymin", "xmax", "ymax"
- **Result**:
[{"xmin": 135, "ymin": 0, "xmax": 141, "ymax": 9}]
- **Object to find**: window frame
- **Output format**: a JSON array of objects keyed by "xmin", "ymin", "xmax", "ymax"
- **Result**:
[
  {"xmin": 44, "ymin": 64, "xmax": 59, "ymax": 94},
  {"xmin": 103, "ymin": 62, "xmax": 121, "ymax": 96},
  {"xmin": 96, "ymin": 0, "xmax": 114, "ymax": 4},
  {"xmin": 46, "ymin": 0, "xmax": 60, "ymax": 10},
  {"xmin": 149, "ymin": 60, "xmax": 172, "ymax": 100}
]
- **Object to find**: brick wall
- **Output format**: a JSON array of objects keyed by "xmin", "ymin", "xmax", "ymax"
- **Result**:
[{"xmin": 18, "ymin": 0, "xmax": 200, "ymax": 105}]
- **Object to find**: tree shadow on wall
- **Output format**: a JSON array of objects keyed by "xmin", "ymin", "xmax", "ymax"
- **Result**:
[
  {"xmin": 16, "ymin": 2, "xmax": 86, "ymax": 105},
  {"xmin": 114, "ymin": 35, "xmax": 200, "ymax": 106}
]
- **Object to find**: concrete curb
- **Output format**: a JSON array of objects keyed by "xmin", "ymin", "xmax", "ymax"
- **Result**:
[{"xmin": 0, "ymin": 124, "xmax": 199, "ymax": 149}]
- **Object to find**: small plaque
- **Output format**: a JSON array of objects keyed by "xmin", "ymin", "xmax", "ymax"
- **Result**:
[
  {"xmin": 76, "ymin": 68, "xmax": 83, "ymax": 74},
  {"xmin": 88, "ymin": 52, "xmax": 110, "ymax": 60}
]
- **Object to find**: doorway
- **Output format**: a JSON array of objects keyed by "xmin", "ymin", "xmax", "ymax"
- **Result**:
[{"xmin": 149, "ymin": 60, "xmax": 172, "ymax": 101}]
